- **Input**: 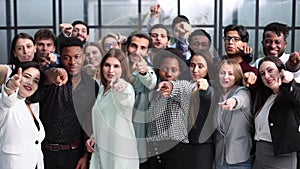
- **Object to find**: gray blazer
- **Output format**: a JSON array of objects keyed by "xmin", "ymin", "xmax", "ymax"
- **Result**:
[{"xmin": 214, "ymin": 85, "xmax": 253, "ymax": 166}]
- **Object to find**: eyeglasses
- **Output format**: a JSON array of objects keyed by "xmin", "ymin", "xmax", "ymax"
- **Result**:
[
  {"xmin": 105, "ymin": 42, "xmax": 118, "ymax": 49},
  {"xmin": 262, "ymin": 39, "xmax": 283, "ymax": 46},
  {"xmin": 223, "ymin": 36, "xmax": 241, "ymax": 42}
]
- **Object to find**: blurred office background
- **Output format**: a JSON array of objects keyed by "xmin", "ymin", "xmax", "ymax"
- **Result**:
[{"xmin": 0, "ymin": 0, "xmax": 299, "ymax": 63}]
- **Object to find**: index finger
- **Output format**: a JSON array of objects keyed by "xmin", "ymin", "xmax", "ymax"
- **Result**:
[
  {"xmin": 157, "ymin": 82, "xmax": 168, "ymax": 91},
  {"xmin": 137, "ymin": 54, "xmax": 144, "ymax": 62}
]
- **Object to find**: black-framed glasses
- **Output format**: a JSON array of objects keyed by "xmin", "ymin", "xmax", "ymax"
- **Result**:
[{"xmin": 223, "ymin": 36, "xmax": 241, "ymax": 42}]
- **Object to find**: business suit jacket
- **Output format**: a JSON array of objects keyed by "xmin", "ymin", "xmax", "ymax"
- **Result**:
[
  {"xmin": 0, "ymin": 88, "xmax": 45, "ymax": 169},
  {"xmin": 268, "ymin": 80, "xmax": 300, "ymax": 156},
  {"xmin": 215, "ymin": 85, "xmax": 253, "ymax": 165}
]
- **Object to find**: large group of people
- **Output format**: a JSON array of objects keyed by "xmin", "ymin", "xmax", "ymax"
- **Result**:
[{"xmin": 0, "ymin": 4, "xmax": 300, "ymax": 169}]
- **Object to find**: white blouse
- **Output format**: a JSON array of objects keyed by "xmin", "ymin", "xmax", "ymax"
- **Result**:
[{"xmin": 254, "ymin": 94, "xmax": 278, "ymax": 142}]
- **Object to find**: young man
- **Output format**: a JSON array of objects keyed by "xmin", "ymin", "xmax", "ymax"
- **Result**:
[
  {"xmin": 252, "ymin": 22, "xmax": 290, "ymax": 67},
  {"xmin": 188, "ymin": 29, "xmax": 211, "ymax": 53},
  {"xmin": 171, "ymin": 15, "xmax": 192, "ymax": 63},
  {"xmin": 253, "ymin": 22, "xmax": 300, "ymax": 82},
  {"xmin": 34, "ymin": 28, "xmax": 59, "ymax": 68},
  {"xmin": 57, "ymin": 20, "xmax": 90, "ymax": 53},
  {"xmin": 38, "ymin": 37, "xmax": 98, "ymax": 169},
  {"xmin": 126, "ymin": 31, "xmax": 157, "ymax": 169},
  {"xmin": 222, "ymin": 24, "xmax": 258, "ymax": 102},
  {"xmin": 148, "ymin": 24, "xmax": 171, "ymax": 65},
  {"xmin": 149, "ymin": 24, "xmax": 170, "ymax": 49}
]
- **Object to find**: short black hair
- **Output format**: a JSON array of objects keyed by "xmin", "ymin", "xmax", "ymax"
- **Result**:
[
  {"xmin": 126, "ymin": 31, "xmax": 153, "ymax": 49},
  {"xmin": 149, "ymin": 24, "xmax": 171, "ymax": 40},
  {"xmin": 59, "ymin": 37, "xmax": 84, "ymax": 54},
  {"xmin": 153, "ymin": 47, "xmax": 187, "ymax": 73},
  {"xmin": 263, "ymin": 22, "xmax": 290, "ymax": 41},
  {"xmin": 224, "ymin": 24, "xmax": 249, "ymax": 42},
  {"xmin": 72, "ymin": 20, "xmax": 89, "ymax": 35},
  {"xmin": 172, "ymin": 15, "xmax": 190, "ymax": 31},
  {"xmin": 188, "ymin": 29, "xmax": 212, "ymax": 47}
]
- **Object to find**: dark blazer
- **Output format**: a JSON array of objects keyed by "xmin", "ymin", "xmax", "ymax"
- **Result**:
[{"xmin": 268, "ymin": 80, "xmax": 300, "ymax": 156}]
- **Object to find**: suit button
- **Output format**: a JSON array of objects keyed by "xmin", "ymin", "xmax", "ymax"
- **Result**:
[
  {"xmin": 35, "ymin": 140, "xmax": 39, "ymax": 144},
  {"xmin": 270, "ymin": 123, "xmax": 274, "ymax": 126}
]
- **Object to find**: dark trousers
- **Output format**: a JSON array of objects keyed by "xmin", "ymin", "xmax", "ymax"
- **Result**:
[
  {"xmin": 43, "ymin": 147, "xmax": 83, "ymax": 169},
  {"xmin": 191, "ymin": 143, "xmax": 214, "ymax": 169},
  {"xmin": 147, "ymin": 141, "xmax": 193, "ymax": 169}
]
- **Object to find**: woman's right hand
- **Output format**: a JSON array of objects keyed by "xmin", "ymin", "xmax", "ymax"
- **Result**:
[
  {"xmin": 85, "ymin": 138, "xmax": 95, "ymax": 153},
  {"xmin": 5, "ymin": 68, "xmax": 22, "ymax": 95}
]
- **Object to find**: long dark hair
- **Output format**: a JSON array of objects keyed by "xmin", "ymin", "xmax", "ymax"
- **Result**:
[
  {"xmin": 9, "ymin": 61, "xmax": 44, "ymax": 104},
  {"xmin": 9, "ymin": 33, "xmax": 38, "ymax": 65},
  {"xmin": 9, "ymin": 61, "xmax": 45, "ymax": 90},
  {"xmin": 253, "ymin": 55, "xmax": 285, "ymax": 114}
]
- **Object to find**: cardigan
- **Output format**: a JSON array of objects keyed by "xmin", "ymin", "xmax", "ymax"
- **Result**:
[{"xmin": 266, "ymin": 81, "xmax": 300, "ymax": 156}]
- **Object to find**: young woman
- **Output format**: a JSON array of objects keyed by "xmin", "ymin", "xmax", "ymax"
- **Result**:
[
  {"xmin": 188, "ymin": 49, "xmax": 220, "ymax": 169},
  {"xmin": 0, "ymin": 33, "xmax": 37, "ymax": 86},
  {"xmin": 85, "ymin": 48, "xmax": 139, "ymax": 169},
  {"xmin": 0, "ymin": 61, "xmax": 45, "ymax": 169},
  {"xmin": 214, "ymin": 59, "xmax": 253, "ymax": 169},
  {"xmin": 146, "ymin": 48, "xmax": 194, "ymax": 169},
  {"xmin": 83, "ymin": 41, "xmax": 103, "ymax": 81},
  {"xmin": 253, "ymin": 55, "xmax": 300, "ymax": 169}
]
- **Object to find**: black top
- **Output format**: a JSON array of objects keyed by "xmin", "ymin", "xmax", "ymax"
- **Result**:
[{"xmin": 39, "ymin": 72, "xmax": 98, "ymax": 143}]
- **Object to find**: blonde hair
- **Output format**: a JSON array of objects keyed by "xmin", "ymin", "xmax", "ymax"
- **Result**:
[{"xmin": 218, "ymin": 59, "xmax": 243, "ymax": 86}]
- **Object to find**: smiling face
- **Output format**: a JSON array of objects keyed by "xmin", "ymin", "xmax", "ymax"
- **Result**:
[
  {"xmin": 103, "ymin": 37, "xmax": 118, "ymax": 53},
  {"xmin": 72, "ymin": 24, "xmax": 89, "ymax": 43},
  {"xmin": 259, "ymin": 61, "xmax": 281, "ymax": 93},
  {"xmin": 85, "ymin": 45, "xmax": 102, "ymax": 67},
  {"xmin": 159, "ymin": 57, "xmax": 181, "ymax": 81},
  {"xmin": 13, "ymin": 38, "xmax": 36, "ymax": 63},
  {"xmin": 262, "ymin": 31, "xmax": 287, "ymax": 57},
  {"xmin": 102, "ymin": 57, "xmax": 122, "ymax": 83},
  {"xmin": 18, "ymin": 67, "xmax": 40, "ymax": 98},
  {"xmin": 127, "ymin": 36, "xmax": 149, "ymax": 63},
  {"xmin": 189, "ymin": 55, "xmax": 208, "ymax": 81}
]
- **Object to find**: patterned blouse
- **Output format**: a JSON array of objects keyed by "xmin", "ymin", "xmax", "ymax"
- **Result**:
[{"xmin": 146, "ymin": 80, "xmax": 195, "ymax": 143}]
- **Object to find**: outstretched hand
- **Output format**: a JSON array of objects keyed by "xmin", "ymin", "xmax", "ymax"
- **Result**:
[
  {"xmin": 5, "ymin": 67, "xmax": 22, "ymax": 94},
  {"xmin": 110, "ymin": 77, "xmax": 127, "ymax": 92},
  {"xmin": 194, "ymin": 78, "xmax": 209, "ymax": 91},
  {"xmin": 59, "ymin": 23, "xmax": 73, "ymax": 37},
  {"xmin": 286, "ymin": 52, "xmax": 300, "ymax": 72},
  {"xmin": 243, "ymin": 72, "xmax": 257, "ymax": 87},
  {"xmin": 150, "ymin": 4, "xmax": 161, "ymax": 18},
  {"xmin": 218, "ymin": 98, "xmax": 237, "ymax": 111},
  {"xmin": 279, "ymin": 69, "xmax": 294, "ymax": 85},
  {"xmin": 157, "ymin": 81, "xmax": 173, "ymax": 97}
]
